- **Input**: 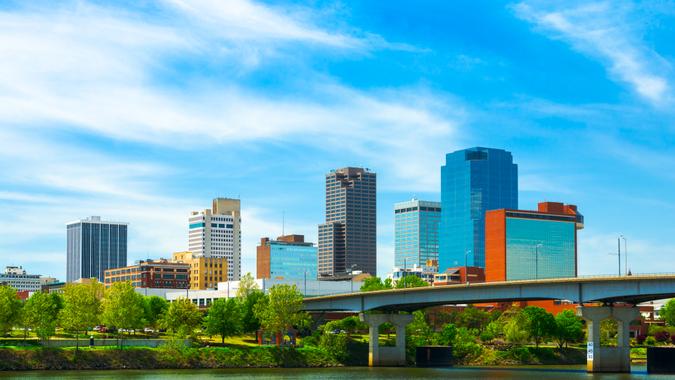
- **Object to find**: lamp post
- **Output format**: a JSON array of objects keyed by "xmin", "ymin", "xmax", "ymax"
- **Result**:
[
  {"xmin": 534, "ymin": 243, "xmax": 543, "ymax": 280},
  {"xmin": 620, "ymin": 235, "xmax": 627, "ymax": 276},
  {"xmin": 349, "ymin": 264, "xmax": 357, "ymax": 293},
  {"xmin": 464, "ymin": 249, "xmax": 472, "ymax": 284}
]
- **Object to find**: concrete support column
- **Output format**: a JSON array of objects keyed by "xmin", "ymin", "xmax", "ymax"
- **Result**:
[
  {"xmin": 360, "ymin": 313, "xmax": 413, "ymax": 367},
  {"xmin": 577, "ymin": 306, "xmax": 639, "ymax": 373}
]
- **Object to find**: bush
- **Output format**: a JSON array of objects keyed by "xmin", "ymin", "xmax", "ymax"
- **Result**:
[
  {"xmin": 636, "ymin": 334, "xmax": 647, "ymax": 345},
  {"xmin": 452, "ymin": 328, "xmax": 482, "ymax": 360},
  {"xmin": 319, "ymin": 332, "xmax": 348, "ymax": 362},
  {"xmin": 654, "ymin": 330, "xmax": 671, "ymax": 343},
  {"xmin": 480, "ymin": 330, "xmax": 494, "ymax": 342},
  {"xmin": 645, "ymin": 336, "xmax": 657, "ymax": 346}
]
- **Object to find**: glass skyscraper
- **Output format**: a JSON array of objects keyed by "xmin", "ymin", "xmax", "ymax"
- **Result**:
[
  {"xmin": 66, "ymin": 216, "xmax": 128, "ymax": 282},
  {"xmin": 394, "ymin": 199, "xmax": 441, "ymax": 269},
  {"xmin": 439, "ymin": 147, "xmax": 518, "ymax": 272}
]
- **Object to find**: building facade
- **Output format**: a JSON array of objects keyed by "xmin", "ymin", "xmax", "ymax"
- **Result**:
[
  {"xmin": 256, "ymin": 235, "xmax": 317, "ymax": 280},
  {"xmin": 66, "ymin": 216, "xmax": 128, "ymax": 282},
  {"xmin": 485, "ymin": 202, "xmax": 584, "ymax": 282},
  {"xmin": 104, "ymin": 259, "xmax": 190, "ymax": 289},
  {"xmin": 394, "ymin": 199, "xmax": 441, "ymax": 270},
  {"xmin": 0, "ymin": 266, "xmax": 42, "ymax": 292},
  {"xmin": 318, "ymin": 167, "xmax": 376, "ymax": 279},
  {"xmin": 433, "ymin": 266, "xmax": 485, "ymax": 286},
  {"xmin": 188, "ymin": 198, "xmax": 241, "ymax": 280},
  {"xmin": 172, "ymin": 251, "xmax": 228, "ymax": 290},
  {"xmin": 439, "ymin": 147, "xmax": 518, "ymax": 272}
]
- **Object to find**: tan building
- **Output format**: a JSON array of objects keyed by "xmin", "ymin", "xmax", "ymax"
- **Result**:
[
  {"xmin": 188, "ymin": 198, "xmax": 241, "ymax": 280},
  {"xmin": 172, "ymin": 251, "xmax": 228, "ymax": 290}
]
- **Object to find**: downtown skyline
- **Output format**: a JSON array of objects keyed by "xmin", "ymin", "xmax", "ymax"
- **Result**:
[{"xmin": 1, "ymin": 1, "xmax": 675, "ymax": 280}]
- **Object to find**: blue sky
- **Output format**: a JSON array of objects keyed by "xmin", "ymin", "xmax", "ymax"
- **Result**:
[{"xmin": 1, "ymin": 0, "xmax": 675, "ymax": 280}]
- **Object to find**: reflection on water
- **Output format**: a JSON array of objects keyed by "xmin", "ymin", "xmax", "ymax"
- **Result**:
[{"xmin": 0, "ymin": 365, "xmax": 670, "ymax": 379}]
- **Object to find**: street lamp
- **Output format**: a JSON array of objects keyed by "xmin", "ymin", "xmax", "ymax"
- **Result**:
[
  {"xmin": 620, "ymin": 235, "xmax": 628, "ymax": 276},
  {"xmin": 464, "ymin": 249, "xmax": 472, "ymax": 284},
  {"xmin": 534, "ymin": 243, "xmax": 543, "ymax": 280}
]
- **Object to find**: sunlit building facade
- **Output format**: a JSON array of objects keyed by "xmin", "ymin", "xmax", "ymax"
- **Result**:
[
  {"xmin": 394, "ymin": 199, "xmax": 441, "ymax": 269},
  {"xmin": 256, "ymin": 235, "xmax": 317, "ymax": 280},
  {"xmin": 66, "ymin": 216, "xmax": 127, "ymax": 283}
]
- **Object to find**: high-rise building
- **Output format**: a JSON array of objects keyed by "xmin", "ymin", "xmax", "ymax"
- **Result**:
[
  {"xmin": 485, "ymin": 202, "xmax": 584, "ymax": 282},
  {"xmin": 256, "ymin": 235, "xmax": 317, "ymax": 280},
  {"xmin": 104, "ymin": 259, "xmax": 190, "ymax": 289},
  {"xmin": 439, "ymin": 147, "xmax": 518, "ymax": 272},
  {"xmin": 394, "ymin": 199, "xmax": 441, "ymax": 270},
  {"xmin": 66, "ymin": 216, "xmax": 127, "ymax": 282},
  {"xmin": 0, "ymin": 266, "xmax": 42, "ymax": 292},
  {"xmin": 318, "ymin": 167, "xmax": 376, "ymax": 279},
  {"xmin": 188, "ymin": 198, "xmax": 241, "ymax": 280},
  {"xmin": 172, "ymin": 251, "xmax": 228, "ymax": 290}
]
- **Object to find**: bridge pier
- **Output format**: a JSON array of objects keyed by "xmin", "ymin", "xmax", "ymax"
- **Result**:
[
  {"xmin": 577, "ymin": 306, "xmax": 639, "ymax": 373},
  {"xmin": 360, "ymin": 313, "xmax": 413, "ymax": 367}
]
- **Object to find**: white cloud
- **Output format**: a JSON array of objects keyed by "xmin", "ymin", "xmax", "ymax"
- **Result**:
[{"xmin": 514, "ymin": 1, "xmax": 672, "ymax": 105}]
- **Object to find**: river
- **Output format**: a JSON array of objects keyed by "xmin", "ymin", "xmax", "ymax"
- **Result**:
[{"xmin": 0, "ymin": 366, "xmax": 670, "ymax": 379}]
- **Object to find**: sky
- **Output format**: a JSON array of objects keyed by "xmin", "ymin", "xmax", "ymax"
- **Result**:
[{"xmin": 1, "ymin": 0, "xmax": 675, "ymax": 280}]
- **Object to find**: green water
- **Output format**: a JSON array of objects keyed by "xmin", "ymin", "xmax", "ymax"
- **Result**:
[{"xmin": 0, "ymin": 366, "xmax": 669, "ymax": 379}]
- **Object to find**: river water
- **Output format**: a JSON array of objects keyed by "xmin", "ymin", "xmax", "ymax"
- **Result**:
[{"xmin": 0, "ymin": 366, "xmax": 670, "ymax": 379}]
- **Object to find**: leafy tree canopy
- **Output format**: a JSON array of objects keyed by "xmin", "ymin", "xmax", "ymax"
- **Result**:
[
  {"xmin": 553, "ymin": 309, "xmax": 584, "ymax": 348},
  {"xmin": 522, "ymin": 306, "xmax": 556, "ymax": 348},
  {"xmin": 101, "ymin": 282, "xmax": 146, "ymax": 334},
  {"xmin": 60, "ymin": 280, "xmax": 104, "ymax": 336},
  {"xmin": 237, "ymin": 272, "xmax": 260, "ymax": 298},
  {"xmin": 254, "ymin": 284, "xmax": 309, "ymax": 334},
  {"xmin": 162, "ymin": 298, "xmax": 203, "ymax": 337},
  {"xmin": 660, "ymin": 299, "xmax": 675, "ymax": 327},
  {"xmin": 360, "ymin": 277, "xmax": 393, "ymax": 292},
  {"xmin": 23, "ymin": 291, "xmax": 62, "ymax": 341},
  {"xmin": 204, "ymin": 298, "xmax": 242, "ymax": 344},
  {"xmin": 0, "ymin": 286, "xmax": 22, "ymax": 336},
  {"xmin": 395, "ymin": 275, "xmax": 429, "ymax": 289}
]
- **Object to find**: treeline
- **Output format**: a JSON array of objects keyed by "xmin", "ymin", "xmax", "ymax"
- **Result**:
[{"xmin": 0, "ymin": 273, "xmax": 310, "ymax": 347}]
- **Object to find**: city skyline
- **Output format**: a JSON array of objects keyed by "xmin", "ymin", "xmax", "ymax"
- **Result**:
[{"xmin": 2, "ymin": 1, "xmax": 675, "ymax": 280}]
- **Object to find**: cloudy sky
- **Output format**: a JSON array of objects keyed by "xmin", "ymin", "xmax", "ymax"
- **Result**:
[{"xmin": 1, "ymin": 0, "xmax": 674, "ymax": 280}]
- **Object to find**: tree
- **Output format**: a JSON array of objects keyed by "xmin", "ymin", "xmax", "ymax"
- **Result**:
[
  {"xmin": 456, "ymin": 307, "xmax": 491, "ymax": 332},
  {"xmin": 553, "ymin": 309, "xmax": 584, "ymax": 348},
  {"xmin": 660, "ymin": 299, "xmax": 675, "ymax": 327},
  {"xmin": 437, "ymin": 323, "xmax": 457, "ymax": 346},
  {"xmin": 360, "ymin": 277, "xmax": 392, "ymax": 292},
  {"xmin": 101, "ymin": 282, "xmax": 145, "ymax": 340},
  {"xmin": 162, "ymin": 298, "xmax": 202, "ymax": 337},
  {"xmin": 204, "ymin": 298, "xmax": 242, "ymax": 344},
  {"xmin": 407, "ymin": 310, "xmax": 434, "ymax": 347},
  {"xmin": 0, "ymin": 286, "xmax": 22, "ymax": 336},
  {"xmin": 254, "ymin": 284, "xmax": 309, "ymax": 343},
  {"xmin": 60, "ymin": 280, "xmax": 104, "ymax": 349},
  {"xmin": 237, "ymin": 272, "xmax": 260, "ymax": 298},
  {"xmin": 395, "ymin": 275, "xmax": 429, "ymax": 289},
  {"xmin": 23, "ymin": 291, "xmax": 61, "ymax": 341},
  {"xmin": 144, "ymin": 296, "xmax": 169, "ymax": 329},
  {"xmin": 241, "ymin": 290, "xmax": 265, "ymax": 333},
  {"xmin": 452, "ymin": 327, "xmax": 482, "ymax": 359},
  {"xmin": 502, "ymin": 308, "xmax": 530, "ymax": 344},
  {"xmin": 522, "ymin": 306, "xmax": 556, "ymax": 348}
]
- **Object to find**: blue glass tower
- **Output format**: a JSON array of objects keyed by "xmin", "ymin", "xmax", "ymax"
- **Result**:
[
  {"xmin": 439, "ymin": 147, "xmax": 518, "ymax": 272},
  {"xmin": 394, "ymin": 199, "xmax": 441, "ymax": 269}
]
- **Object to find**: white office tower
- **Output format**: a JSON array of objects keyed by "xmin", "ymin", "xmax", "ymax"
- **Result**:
[{"xmin": 188, "ymin": 198, "xmax": 241, "ymax": 280}]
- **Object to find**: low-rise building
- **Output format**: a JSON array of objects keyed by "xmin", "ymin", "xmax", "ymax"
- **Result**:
[
  {"xmin": 0, "ymin": 266, "xmax": 42, "ymax": 292},
  {"xmin": 172, "ymin": 251, "xmax": 228, "ymax": 290},
  {"xmin": 104, "ymin": 259, "xmax": 190, "ymax": 289},
  {"xmin": 433, "ymin": 266, "xmax": 485, "ymax": 285},
  {"xmin": 256, "ymin": 235, "xmax": 317, "ymax": 280},
  {"xmin": 389, "ymin": 264, "xmax": 436, "ymax": 285}
]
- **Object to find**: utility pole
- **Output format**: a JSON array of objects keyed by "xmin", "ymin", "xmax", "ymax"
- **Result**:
[
  {"xmin": 621, "ymin": 235, "xmax": 627, "ymax": 275},
  {"xmin": 617, "ymin": 237, "xmax": 622, "ymax": 276}
]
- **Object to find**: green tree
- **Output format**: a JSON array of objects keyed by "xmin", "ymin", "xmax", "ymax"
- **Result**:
[
  {"xmin": 23, "ymin": 292, "xmax": 61, "ymax": 341},
  {"xmin": 360, "ymin": 277, "xmax": 393, "ymax": 292},
  {"xmin": 457, "ymin": 307, "xmax": 491, "ymax": 332},
  {"xmin": 395, "ymin": 275, "xmax": 429, "ymax": 289},
  {"xmin": 437, "ymin": 323, "xmax": 457, "ymax": 346},
  {"xmin": 204, "ymin": 298, "xmax": 242, "ymax": 344},
  {"xmin": 407, "ymin": 310, "xmax": 434, "ymax": 346},
  {"xmin": 660, "ymin": 299, "xmax": 675, "ymax": 327},
  {"xmin": 60, "ymin": 280, "xmax": 104, "ymax": 349},
  {"xmin": 502, "ymin": 308, "xmax": 530, "ymax": 344},
  {"xmin": 452, "ymin": 327, "xmax": 482, "ymax": 359},
  {"xmin": 523, "ymin": 306, "xmax": 556, "ymax": 348},
  {"xmin": 241, "ymin": 290, "xmax": 265, "ymax": 333},
  {"xmin": 144, "ymin": 296, "xmax": 169, "ymax": 329},
  {"xmin": 0, "ymin": 286, "xmax": 22, "ymax": 336},
  {"xmin": 553, "ymin": 309, "xmax": 584, "ymax": 348},
  {"xmin": 101, "ymin": 282, "xmax": 145, "ymax": 339},
  {"xmin": 254, "ymin": 284, "xmax": 309, "ymax": 342},
  {"xmin": 162, "ymin": 298, "xmax": 202, "ymax": 337},
  {"xmin": 237, "ymin": 272, "xmax": 260, "ymax": 298}
]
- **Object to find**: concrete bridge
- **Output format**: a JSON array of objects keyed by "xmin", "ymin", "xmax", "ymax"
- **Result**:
[{"xmin": 304, "ymin": 275, "xmax": 675, "ymax": 371}]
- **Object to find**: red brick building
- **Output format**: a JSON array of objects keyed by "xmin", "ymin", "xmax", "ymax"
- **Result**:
[{"xmin": 104, "ymin": 259, "xmax": 190, "ymax": 289}]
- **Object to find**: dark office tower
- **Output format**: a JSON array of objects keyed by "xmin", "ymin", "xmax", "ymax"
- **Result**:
[
  {"xmin": 318, "ymin": 167, "xmax": 376, "ymax": 279},
  {"xmin": 439, "ymin": 147, "xmax": 518, "ymax": 272},
  {"xmin": 66, "ymin": 216, "xmax": 128, "ymax": 283}
]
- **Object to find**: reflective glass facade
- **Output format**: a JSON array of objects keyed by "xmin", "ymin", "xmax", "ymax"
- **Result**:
[
  {"xmin": 270, "ymin": 243, "xmax": 318, "ymax": 280},
  {"xmin": 394, "ymin": 199, "xmax": 441, "ymax": 269},
  {"xmin": 505, "ymin": 217, "xmax": 575, "ymax": 280},
  {"xmin": 439, "ymin": 147, "xmax": 518, "ymax": 271},
  {"xmin": 66, "ymin": 217, "xmax": 127, "ymax": 282}
]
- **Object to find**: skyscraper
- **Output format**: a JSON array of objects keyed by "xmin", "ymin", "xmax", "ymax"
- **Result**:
[
  {"xmin": 256, "ymin": 235, "xmax": 317, "ymax": 280},
  {"xmin": 66, "ymin": 216, "xmax": 127, "ymax": 282},
  {"xmin": 318, "ymin": 167, "xmax": 376, "ymax": 278},
  {"xmin": 188, "ymin": 197, "xmax": 241, "ymax": 280},
  {"xmin": 439, "ymin": 147, "xmax": 518, "ymax": 272},
  {"xmin": 394, "ymin": 199, "xmax": 441, "ymax": 269}
]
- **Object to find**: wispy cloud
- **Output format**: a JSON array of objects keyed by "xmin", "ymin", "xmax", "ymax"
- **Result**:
[{"xmin": 513, "ymin": 1, "xmax": 672, "ymax": 105}]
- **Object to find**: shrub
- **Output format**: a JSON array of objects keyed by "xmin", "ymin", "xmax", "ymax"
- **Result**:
[
  {"xmin": 654, "ymin": 330, "xmax": 671, "ymax": 343},
  {"xmin": 645, "ymin": 336, "xmax": 657, "ymax": 346},
  {"xmin": 636, "ymin": 334, "xmax": 647, "ymax": 345},
  {"xmin": 480, "ymin": 330, "xmax": 494, "ymax": 342},
  {"xmin": 319, "ymin": 332, "xmax": 348, "ymax": 362}
]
